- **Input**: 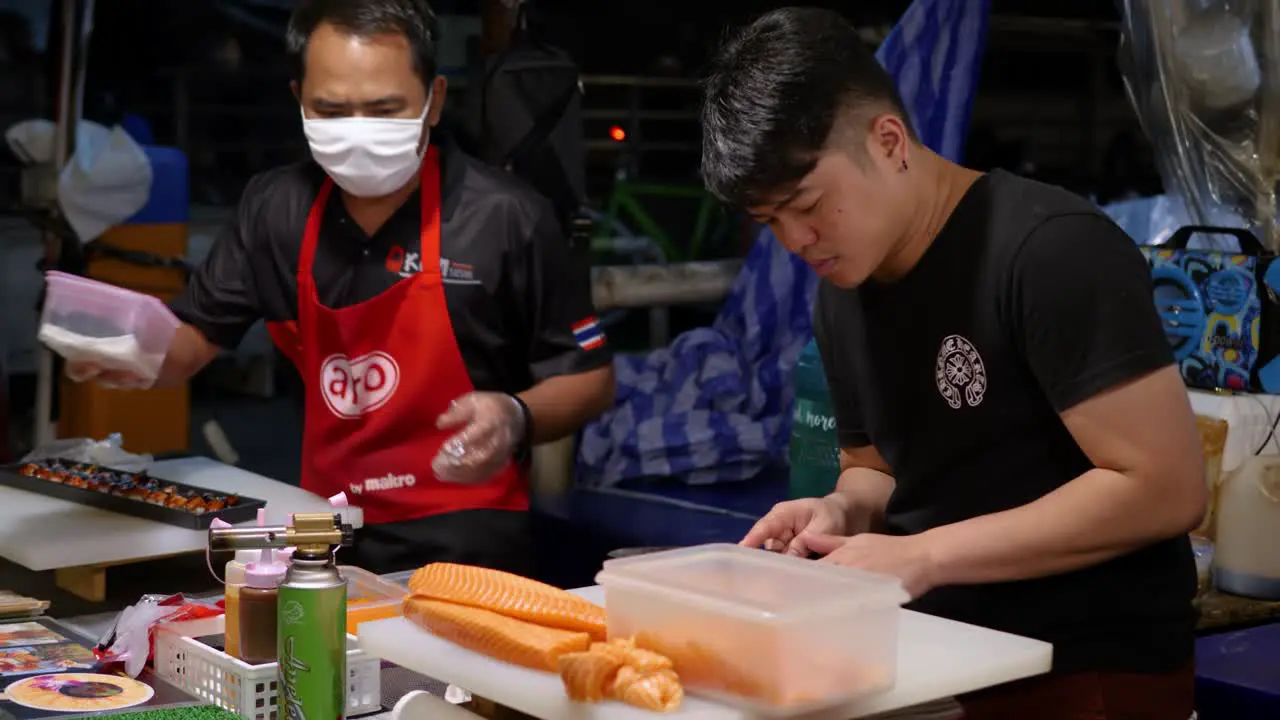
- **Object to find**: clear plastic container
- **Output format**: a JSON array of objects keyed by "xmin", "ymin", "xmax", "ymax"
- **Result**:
[
  {"xmin": 340, "ymin": 566, "xmax": 409, "ymax": 635},
  {"xmin": 1191, "ymin": 535, "xmax": 1215, "ymax": 598},
  {"xmin": 38, "ymin": 271, "xmax": 181, "ymax": 381},
  {"xmin": 595, "ymin": 543, "xmax": 909, "ymax": 716}
]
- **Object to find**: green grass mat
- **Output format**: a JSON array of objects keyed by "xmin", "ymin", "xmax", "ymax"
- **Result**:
[{"xmin": 104, "ymin": 705, "xmax": 240, "ymax": 720}]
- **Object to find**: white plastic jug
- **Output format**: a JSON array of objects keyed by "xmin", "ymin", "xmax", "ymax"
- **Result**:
[{"xmin": 1214, "ymin": 455, "xmax": 1280, "ymax": 599}]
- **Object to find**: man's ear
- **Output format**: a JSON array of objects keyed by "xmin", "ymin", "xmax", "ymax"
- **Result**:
[
  {"xmin": 427, "ymin": 75, "xmax": 448, "ymax": 128},
  {"xmin": 865, "ymin": 113, "xmax": 911, "ymax": 172},
  {"xmin": 291, "ymin": 80, "xmax": 301, "ymax": 105}
]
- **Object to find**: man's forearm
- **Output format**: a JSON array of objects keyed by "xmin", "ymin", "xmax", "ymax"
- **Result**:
[
  {"xmin": 517, "ymin": 365, "xmax": 615, "ymax": 444},
  {"xmin": 830, "ymin": 467, "xmax": 895, "ymax": 534},
  {"xmin": 923, "ymin": 467, "xmax": 1205, "ymax": 587},
  {"xmin": 154, "ymin": 325, "xmax": 220, "ymax": 388}
]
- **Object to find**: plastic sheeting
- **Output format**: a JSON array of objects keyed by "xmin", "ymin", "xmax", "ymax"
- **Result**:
[
  {"xmin": 1118, "ymin": 1, "xmax": 1280, "ymax": 249},
  {"xmin": 6, "ymin": 118, "xmax": 153, "ymax": 242}
]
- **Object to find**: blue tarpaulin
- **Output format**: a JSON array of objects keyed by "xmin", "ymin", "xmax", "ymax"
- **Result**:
[{"xmin": 578, "ymin": 0, "xmax": 991, "ymax": 486}]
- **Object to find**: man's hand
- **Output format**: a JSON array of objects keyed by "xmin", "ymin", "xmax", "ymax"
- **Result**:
[
  {"xmin": 803, "ymin": 531, "xmax": 937, "ymax": 599},
  {"xmin": 433, "ymin": 392, "xmax": 526, "ymax": 484},
  {"xmin": 62, "ymin": 324, "xmax": 219, "ymax": 390},
  {"xmin": 740, "ymin": 495, "xmax": 849, "ymax": 557},
  {"xmin": 65, "ymin": 361, "xmax": 154, "ymax": 391}
]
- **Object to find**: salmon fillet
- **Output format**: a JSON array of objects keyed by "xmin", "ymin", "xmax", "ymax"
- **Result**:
[
  {"xmin": 403, "ymin": 595, "xmax": 591, "ymax": 672},
  {"xmin": 559, "ymin": 639, "xmax": 684, "ymax": 712},
  {"xmin": 408, "ymin": 562, "xmax": 607, "ymax": 639}
]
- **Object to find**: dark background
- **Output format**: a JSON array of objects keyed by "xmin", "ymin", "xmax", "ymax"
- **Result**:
[{"xmin": 0, "ymin": 0, "xmax": 1158, "ymax": 210}]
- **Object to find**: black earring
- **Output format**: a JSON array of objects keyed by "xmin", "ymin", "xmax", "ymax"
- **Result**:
[{"xmin": 901, "ymin": 160, "xmax": 908, "ymax": 171}]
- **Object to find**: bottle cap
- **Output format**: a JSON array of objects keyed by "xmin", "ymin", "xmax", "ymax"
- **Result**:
[
  {"xmin": 225, "ymin": 556, "xmax": 251, "ymax": 586},
  {"xmin": 244, "ymin": 547, "xmax": 287, "ymax": 589}
]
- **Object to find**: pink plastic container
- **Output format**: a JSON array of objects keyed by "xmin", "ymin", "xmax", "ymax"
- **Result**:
[{"xmin": 38, "ymin": 271, "xmax": 182, "ymax": 379}]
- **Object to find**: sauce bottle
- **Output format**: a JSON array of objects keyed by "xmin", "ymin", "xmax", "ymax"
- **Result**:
[
  {"xmin": 222, "ymin": 508, "xmax": 269, "ymax": 659},
  {"xmin": 239, "ymin": 548, "xmax": 287, "ymax": 665},
  {"xmin": 223, "ymin": 549, "xmax": 257, "ymax": 658}
]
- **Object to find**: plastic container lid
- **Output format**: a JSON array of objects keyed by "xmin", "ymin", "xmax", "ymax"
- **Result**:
[
  {"xmin": 596, "ymin": 543, "xmax": 909, "ymax": 622},
  {"xmin": 244, "ymin": 548, "xmax": 287, "ymax": 589}
]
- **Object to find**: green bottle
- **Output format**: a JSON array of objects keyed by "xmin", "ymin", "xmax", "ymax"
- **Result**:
[{"xmin": 789, "ymin": 339, "xmax": 841, "ymax": 499}]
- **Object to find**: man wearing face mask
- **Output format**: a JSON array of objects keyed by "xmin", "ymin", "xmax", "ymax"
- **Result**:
[{"xmin": 65, "ymin": 0, "xmax": 615, "ymax": 575}]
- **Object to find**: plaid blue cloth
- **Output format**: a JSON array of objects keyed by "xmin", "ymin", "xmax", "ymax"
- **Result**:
[{"xmin": 577, "ymin": 0, "xmax": 991, "ymax": 486}]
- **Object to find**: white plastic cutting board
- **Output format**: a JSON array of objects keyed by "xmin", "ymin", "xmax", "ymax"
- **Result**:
[
  {"xmin": 0, "ymin": 456, "xmax": 362, "ymax": 571},
  {"xmin": 359, "ymin": 586, "xmax": 1052, "ymax": 720}
]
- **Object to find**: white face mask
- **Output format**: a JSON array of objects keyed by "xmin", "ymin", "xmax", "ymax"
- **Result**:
[{"xmin": 302, "ymin": 93, "xmax": 432, "ymax": 198}]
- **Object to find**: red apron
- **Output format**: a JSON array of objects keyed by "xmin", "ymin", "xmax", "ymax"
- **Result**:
[{"xmin": 268, "ymin": 148, "xmax": 529, "ymax": 524}]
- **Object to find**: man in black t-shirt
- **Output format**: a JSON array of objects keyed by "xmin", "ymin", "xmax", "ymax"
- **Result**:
[{"xmin": 704, "ymin": 9, "xmax": 1205, "ymax": 719}]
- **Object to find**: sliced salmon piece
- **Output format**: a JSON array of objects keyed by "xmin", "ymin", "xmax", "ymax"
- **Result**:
[
  {"xmin": 559, "ymin": 647, "xmax": 624, "ymax": 702},
  {"xmin": 559, "ymin": 639, "xmax": 684, "ymax": 712},
  {"xmin": 403, "ymin": 595, "xmax": 591, "ymax": 672},
  {"xmin": 407, "ymin": 562, "xmax": 607, "ymax": 639},
  {"xmin": 634, "ymin": 631, "xmax": 768, "ymax": 702},
  {"xmin": 614, "ymin": 666, "xmax": 683, "ymax": 712}
]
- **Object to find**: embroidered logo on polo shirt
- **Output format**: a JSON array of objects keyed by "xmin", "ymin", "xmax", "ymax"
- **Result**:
[
  {"xmin": 320, "ymin": 351, "xmax": 401, "ymax": 418},
  {"xmin": 385, "ymin": 244, "xmax": 423, "ymax": 278},
  {"xmin": 572, "ymin": 316, "xmax": 606, "ymax": 351},
  {"xmin": 935, "ymin": 334, "xmax": 987, "ymax": 409},
  {"xmin": 439, "ymin": 258, "xmax": 481, "ymax": 285}
]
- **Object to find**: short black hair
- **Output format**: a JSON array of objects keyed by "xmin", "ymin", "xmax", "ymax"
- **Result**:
[
  {"xmin": 286, "ymin": 0, "xmax": 439, "ymax": 83},
  {"xmin": 701, "ymin": 7, "xmax": 914, "ymax": 208}
]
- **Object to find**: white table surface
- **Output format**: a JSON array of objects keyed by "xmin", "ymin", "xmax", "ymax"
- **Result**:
[{"xmin": 0, "ymin": 456, "xmax": 363, "ymax": 571}]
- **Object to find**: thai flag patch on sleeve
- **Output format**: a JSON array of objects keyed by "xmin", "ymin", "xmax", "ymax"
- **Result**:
[{"xmin": 572, "ymin": 316, "xmax": 606, "ymax": 351}]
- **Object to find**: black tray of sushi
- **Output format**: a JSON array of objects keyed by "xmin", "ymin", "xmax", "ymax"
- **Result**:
[{"xmin": 0, "ymin": 458, "xmax": 265, "ymax": 529}]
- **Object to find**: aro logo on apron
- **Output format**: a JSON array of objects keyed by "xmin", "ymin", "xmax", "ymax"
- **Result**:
[{"xmin": 320, "ymin": 351, "xmax": 401, "ymax": 418}]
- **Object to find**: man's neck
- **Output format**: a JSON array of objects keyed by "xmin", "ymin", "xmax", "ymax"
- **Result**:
[
  {"xmin": 341, "ymin": 173, "xmax": 421, "ymax": 237},
  {"xmin": 874, "ymin": 150, "xmax": 982, "ymax": 282}
]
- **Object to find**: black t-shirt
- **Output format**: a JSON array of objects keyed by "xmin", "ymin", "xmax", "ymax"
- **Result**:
[
  {"xmin": 170, "ymin": 139, "xmax": 611, "ymax": 394},
  {"xmin": 813, "ymin": 170, "xmax": 1196, "ymax": 674}
]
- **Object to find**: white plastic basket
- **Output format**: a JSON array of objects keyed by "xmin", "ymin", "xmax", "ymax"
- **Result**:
[{"xmin": 153, "ymin": 616, "xmax": 381, "ymax": 720}]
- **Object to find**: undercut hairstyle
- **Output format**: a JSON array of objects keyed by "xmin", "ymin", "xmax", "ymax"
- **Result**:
[
  {"xmin": 701, "ymin": 7, "xmax": 916, "ymax": 208},
  {"xmin": 286, "ymin": 0, "xmax": 439, "ymax": 83}
]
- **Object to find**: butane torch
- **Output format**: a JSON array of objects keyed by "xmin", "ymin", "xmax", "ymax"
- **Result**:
[{"xmin": 209, "ymin": 512, "xmax": 355, "ymax": 720}]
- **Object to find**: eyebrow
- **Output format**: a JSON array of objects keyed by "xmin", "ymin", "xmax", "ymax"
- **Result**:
[
  {"xmin": 312, "ymin": 95, "xmax": 406, "ymax": 109},
  {"xmin": 747, "ymin": 184, "xmax": 813, "ymax": 222},
  {"xmin": 361, "ymin": 96, "xmax": 405, "ymax": 107},
  {"xmin": 772, "ymin": 186, "xmax": 807, "ymax": 210}
]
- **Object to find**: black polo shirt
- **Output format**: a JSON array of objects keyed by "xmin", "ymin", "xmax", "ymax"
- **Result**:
[{"xmin": 171, "ymin": 139, "xmax": 611, "ymax": 394}]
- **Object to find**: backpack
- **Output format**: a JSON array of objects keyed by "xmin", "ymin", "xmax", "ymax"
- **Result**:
[{"xmin": 476, "ymin": 3, "xmax": 586, "ymax": 232}]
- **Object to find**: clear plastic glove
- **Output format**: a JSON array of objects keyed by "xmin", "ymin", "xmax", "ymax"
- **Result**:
[
  {"xmin": 432, "ymin": 392, "xmax": 526, "ymax": 484},
  {"xmin": 65, "ymin": 360, "xmax": 154, "ymax": 390}
]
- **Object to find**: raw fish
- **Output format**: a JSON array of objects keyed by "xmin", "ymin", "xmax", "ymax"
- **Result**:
[
  {"xmin": 402, "ymin": 595, "xmax": 591, "ymax": 672},
  {"xmin": 408, "ymin": 562, "xmax": 607, "ymax": 639}
]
